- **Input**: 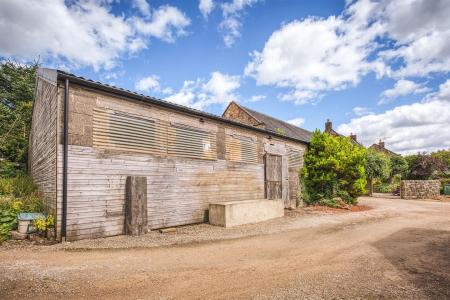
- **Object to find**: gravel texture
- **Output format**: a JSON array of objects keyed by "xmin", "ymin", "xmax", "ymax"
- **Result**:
[{"xmin": 0, "ymin": 195, "xmax": 449, "ymax": 299}]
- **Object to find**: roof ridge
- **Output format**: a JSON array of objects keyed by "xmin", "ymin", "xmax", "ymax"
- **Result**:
[{"xmin": 239, "ymin": 103, "xmax": 309, "ymax": 132}]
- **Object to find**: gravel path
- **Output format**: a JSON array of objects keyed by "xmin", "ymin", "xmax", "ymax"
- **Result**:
[{"xmin": 0, "ymin": 196, "xmax": 449, "ymax": 299}]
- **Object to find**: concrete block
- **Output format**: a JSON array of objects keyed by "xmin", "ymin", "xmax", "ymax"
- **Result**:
[{"xmin": 209, "ymin": 199, "xmax": 284, "ymax": 227}]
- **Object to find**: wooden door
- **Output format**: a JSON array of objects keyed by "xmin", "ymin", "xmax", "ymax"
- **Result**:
[{"xmin": 265, "ymin": 154, "xmax": 282, "ymax": 199}]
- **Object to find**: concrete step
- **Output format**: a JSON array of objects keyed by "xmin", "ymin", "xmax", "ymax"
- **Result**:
[{"xmin": 209, "ymin": 199, "xmax": 284, "ymax": 227}]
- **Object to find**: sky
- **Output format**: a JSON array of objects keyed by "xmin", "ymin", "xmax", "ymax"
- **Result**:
[{"xmin": 0, "ymin": 0, "xmax": 449, "ymax": 154}]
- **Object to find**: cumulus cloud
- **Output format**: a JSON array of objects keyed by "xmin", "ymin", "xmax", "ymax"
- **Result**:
[
  {"xmin": 165, "ymin": 72, "xmax": 241, "ymax": 110},
  {"xmin": 379, "ymin": 79, "xmax": 430, "ymax": 104},
  {"xmin": 352, "ymin": 106, "xmax": 372, "ymax": 116},
  {"xmin": 0, "ymin": 0, "xmax": 190, "ymax": 70},
  {"xmin": 287, "ymin": 118, "xmax": 305, "ymax": 127},
  {"xmin": 339, "ymin": 80, "xmax": 450, "ymax": 154},
  {"xmin": 133, "ymin": 5, "xmax": 190, "ymax": 42},
  {"xmin": 135, "ymin": 75, "xmax": 161, "ymax": 92},
  {"xmin": 245, "ymin": 0, "xmax": 450, "ymax": 104},
  {"xmin": 219, "ymin": 0, "xmax": 259, "ymax": 47},
  {"xmin": 245, "ymin": 0, "xmax": 381, "ymax": 104},
  {"xmin": 377, "ymin": 0, "xmax": 450, "ymax": 77},
  {"xmin": 199, "ymin": 0, "xmax": 214, "ymax": 18},
  {"xmin": 133, "ymin": 0, "xmax": 151, "ymax": 17},
  {"xmin": 423, "ymin": 79, "xmax": 450, "ymax": 102}
]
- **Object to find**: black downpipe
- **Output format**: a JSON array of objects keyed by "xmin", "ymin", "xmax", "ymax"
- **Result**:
[{"xmin": 62, "ymin": 79, "xmax": 69, "ymax": 241}]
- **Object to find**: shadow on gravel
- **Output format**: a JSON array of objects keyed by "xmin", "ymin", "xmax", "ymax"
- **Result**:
[{"xmin": 373, "ymin": 228, "xmax": 450, "ymax": 298}]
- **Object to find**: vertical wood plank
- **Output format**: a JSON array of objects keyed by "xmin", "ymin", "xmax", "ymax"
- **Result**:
[{"xmin": 125, "ymin": 176, "xmax": 148, "ymax": 236}]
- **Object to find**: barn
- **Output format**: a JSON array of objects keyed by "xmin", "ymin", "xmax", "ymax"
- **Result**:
[{"xmin": 29, "ymin": 68, "xmax": 311, "ymax": 241}]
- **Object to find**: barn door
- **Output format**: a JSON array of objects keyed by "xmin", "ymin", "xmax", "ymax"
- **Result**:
[{"xmin": 265, "ymin": 154, "xmax": 282, "ymax": 199}]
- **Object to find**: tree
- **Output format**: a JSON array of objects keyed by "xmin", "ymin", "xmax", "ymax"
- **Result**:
[
  {"xmin": 302, "ymin": 130, "xmax": 366, "ymax": 205},
  {"xmin": 365, "ymin": 149, "xmax": 390, "ymax": 180},
  {"xmin": 0, "ymin": 60, "xmax": 38, "ymax": 171},
  {"xmin": 364, "ymin": 149, "xmax": 390, "ymax": 195},
  {"xmin": 390, "ymin": 155, "xmax": 408, "ymax": 178},
  {"xmin": 431, "ymin": 149, "xmax": 450, "ymax": 170},
  {"xmin": 408, "ymin": 153, "xmax": 446, "ymax": 180}
]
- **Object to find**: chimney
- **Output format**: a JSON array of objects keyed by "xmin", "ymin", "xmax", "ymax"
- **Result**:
[
  {"xmin": 325, "ymin": 119, "xmax": 332, "ymax": 133},
  {"xmin": 378, "ymin": 139, "xmax": 385, "ymax": 149},
  {"xmin": 350, "ymin": 133, "xmax": 357, "ymax": 142}
]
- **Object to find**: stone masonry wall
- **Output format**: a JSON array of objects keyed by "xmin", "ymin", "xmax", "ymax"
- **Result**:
[{"xmin": 400, "ymin": 180, "xmax": 440, "ymax": 199}]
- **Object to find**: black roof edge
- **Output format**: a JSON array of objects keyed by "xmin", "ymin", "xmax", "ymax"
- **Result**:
[{"xmin": 52, "ymin": 69, "xmax": 309, "ymax": 145}]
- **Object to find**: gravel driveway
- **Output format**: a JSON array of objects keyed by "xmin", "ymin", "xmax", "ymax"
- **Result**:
[{"xmin": 0, "ymin": 195, "xmax": 449, "ymax": 299}]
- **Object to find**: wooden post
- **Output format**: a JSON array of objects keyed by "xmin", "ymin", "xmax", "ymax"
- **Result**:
[{"xmin": 125, "ymin": 176, "xmax": 148, "ymax": 236}]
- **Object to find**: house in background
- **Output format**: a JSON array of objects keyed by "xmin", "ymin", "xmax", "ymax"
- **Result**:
[
  {"xmin": 29, "ymin": 69, "xmax": 311, "ymax": 241},
  {"xmin": 369, "ymin": 140, "xmax": 399, "ymax": 156},
  {"xmin": 324, "ymin": 119, "xmax": 363, "ymax": 147}
]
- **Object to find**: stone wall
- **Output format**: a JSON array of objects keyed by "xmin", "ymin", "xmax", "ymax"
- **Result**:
[{"xmin": 400, "ymin": 180, "xmax": 440, "ymax": 199}]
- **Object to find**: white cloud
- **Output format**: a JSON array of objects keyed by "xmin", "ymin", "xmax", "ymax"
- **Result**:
[
  {"xmin": 245, "ymin": 0, "xmax": 381, "ymax": 104},
  {"xmin": 199, "ymin": 0, "xmax": 214, "ymax": 18},
  {"xmin": 135, "ymin": 75, "xmax": 160, "ymax": 92},
  {"xmin": 249, "ymin": 95, "xmax": 266, "ymax": 102},
  {"xmin": 352, "ymin": 106, "xmax": 372, "ymax": 116},
  {"xmin": 219, "ymin": 0, "xmax": 259, "ymax": 47},
  {"xmin": 133, "ymin": 0, "xmax": 151, "ymax": 17},
  {"xmin": 165, "ymin": 72, "xmax": 241, "ymax": 110},
  {"xmin": 423, "ymin": 79, "xmax": 450, "ymax": 102},
  {"xmin": 245, "ymin": 0, "xmax": 450, "ymax": 104},
  {"xmin": 133, "ymin": 5, "xmax": 191, "ymax": 43},
  {"xmin": 338, "ymin": 84, "xmax": 450, "ymax": 154},
  {"xmin": 0, "ymin": 0, "xmax": 190, "ymax": 70},
  {"xmin": 379, "ymin": 79, "xmax": 430, "ymax": 104},
  {"xmin": 287, "ymin": 117, "xmax": 305, "ymax": 127},
  {"xmin": 377, "ymin": 0, "xmax": 450, "ymax": 77}
]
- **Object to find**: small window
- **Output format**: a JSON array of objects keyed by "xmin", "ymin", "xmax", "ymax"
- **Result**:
[
  {"xmin": 168, "ymin": 123, "xmax": 217, "ymax": 160},
  {"xmin": 287, "ymin": 146, "xmax": 303, "ymax": 168},
  {"xmin": 93, "ymin": 108, "xmax": 166, "ymax": 154},
  {"xmin": 226, "ymin": 134, "xmax": 258, "ymax": 163}
]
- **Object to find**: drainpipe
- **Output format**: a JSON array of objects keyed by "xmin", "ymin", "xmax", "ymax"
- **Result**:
[{"xmin": 61, "ymin": 78, "xmax": 69, "ymax": 241}]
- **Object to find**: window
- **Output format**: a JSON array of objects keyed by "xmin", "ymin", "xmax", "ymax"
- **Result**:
[
  {"xmin": 226, "ymin": 134, "xmax": 258, "ymax": 163},
  {"xmin": 287, "ymin": 145, "xmax": 303, "ymax": 168},
  {"xmin": 93, "ymin": 108, "xmax": 166, "ymax": 154},
  {"xmin": 168, "ymin": 123, "xmax": 217, "ymax": 160}
]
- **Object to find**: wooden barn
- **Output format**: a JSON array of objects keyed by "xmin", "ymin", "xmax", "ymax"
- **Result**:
[{"xmin": 29, "ymin": 68, "xmax": 311, "ymax": 241}]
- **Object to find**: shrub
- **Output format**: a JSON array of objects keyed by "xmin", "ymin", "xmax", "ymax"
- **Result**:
[
  {"xmin": 301, "ymin": 130, "xmax": 366, "ymax": 206},
  {"xmin": 365, "ymin": 149, "xmax": 390, "ymax": 181},
  {"xmin": 374, "ymin": 182, "xmax": 398, "ymax": 193},
  {"xmin": 0, "ymin": 174, "xmax": 43, "ymax": 241},
  {"xmin": 408, "ymin": 153, "xmax": 446, "ymax": 179}
]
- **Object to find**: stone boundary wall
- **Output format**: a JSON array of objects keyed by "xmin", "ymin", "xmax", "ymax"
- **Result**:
[{"xmin": 400, "ymin": 180, "xmax": 440, "ymax": 199}]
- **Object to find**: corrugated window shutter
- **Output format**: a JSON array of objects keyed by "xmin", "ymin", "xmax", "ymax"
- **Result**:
[
  {"xmin": 287, "ymin": 146, "xmax": 303, "ymax": 167},
  {"xmin": 93, "ymin": 108, "xmax": 167, "ymax": 155},
  {"xmin": 168, "ymin": 123, "xmax": 217, "ymax": 160},
  {"xmin": 226, "ymin": 134, "xmax": 258, "ymax": 163}
]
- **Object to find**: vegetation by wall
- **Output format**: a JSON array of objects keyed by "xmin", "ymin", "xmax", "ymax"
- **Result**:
[{"xmin": 301, "ymin": 130, "xmax": 366, "ymax": 207}]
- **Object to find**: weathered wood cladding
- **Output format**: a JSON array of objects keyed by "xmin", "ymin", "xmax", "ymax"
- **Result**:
[
  {"xmin": 29, "ymin": 77, "xmax": 58, "ymax": 217},
  {"xmin": 52, "ymin": 82, "xmax": 307, "ymax": 240}
]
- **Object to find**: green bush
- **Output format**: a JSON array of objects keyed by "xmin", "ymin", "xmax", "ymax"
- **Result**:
[
  {"xmin": 301, "ymin": 130, "xmax": 366, "ymax": 207},
  {"xmin": 0, "ymin": 175, "xmax": 43, "ymax": 241},
  {"xmin": 374, "ymin": 182, "xmax": 397, "ymax": 193}
]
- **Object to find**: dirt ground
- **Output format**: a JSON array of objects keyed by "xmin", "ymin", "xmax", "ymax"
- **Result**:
[{"xmin": 1, "ymin": 195, "xmax": 449, "ymax": 299}]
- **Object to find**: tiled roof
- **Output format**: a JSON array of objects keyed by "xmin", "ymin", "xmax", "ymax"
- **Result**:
[{"xmin": 235, "ymin": 103, "xmax": 312, "ymax": 142}]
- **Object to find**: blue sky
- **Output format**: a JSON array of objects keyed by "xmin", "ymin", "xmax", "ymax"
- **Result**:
[{"xmin": 1, "ymin": 0, "xmax": 449, "ymax": 154}]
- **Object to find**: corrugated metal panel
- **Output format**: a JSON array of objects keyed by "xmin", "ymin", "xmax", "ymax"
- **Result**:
[
  {"xmin": 93, "ymin": 108, "xmax": 167, "ymax": 155},
  {"xmin": 287, "ymin": 145, "xmax": 303, "ymax": 168},
  {"xmin": 226, "ymin": 134, "xmax": 258, "ymax": 164},
  {"xmin": 168, "ymin": 123, "xmax": 217, "ymax": 160}
]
